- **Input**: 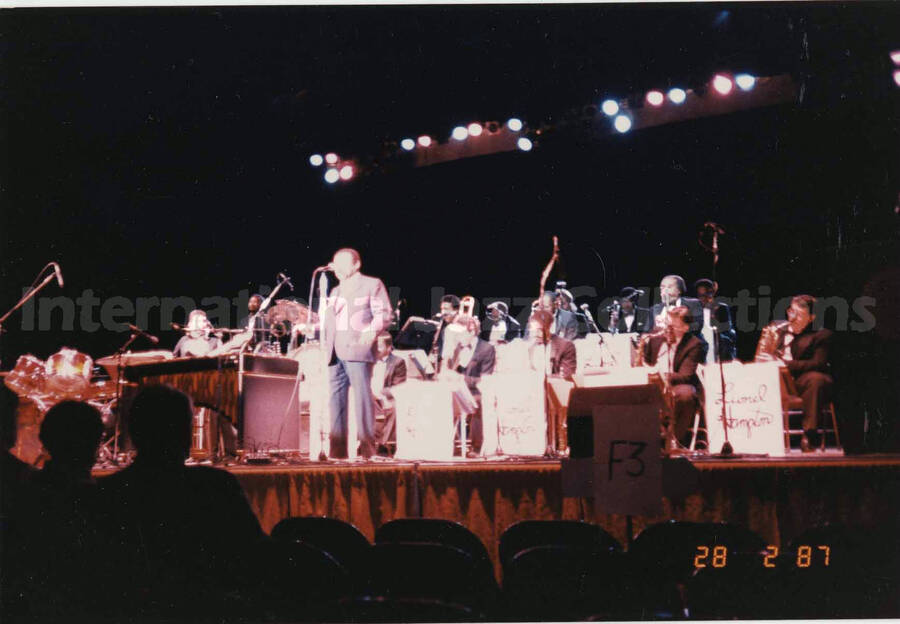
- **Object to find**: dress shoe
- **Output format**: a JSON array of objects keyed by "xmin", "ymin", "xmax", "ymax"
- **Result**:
[
  {"xmin": 800, "ymin": 434, "xmax": 814, "ymax": 453},
  {"xmin": 465, "ymin": 450, "xmax": 480, "ymax": 459}
]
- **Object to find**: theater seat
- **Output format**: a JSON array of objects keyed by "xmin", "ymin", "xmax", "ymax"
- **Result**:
[
  {"xmin": 498, "ymin": 520, "xmax": 622, "ymax": 574},
  {"xmin": 375, "ymin": 518, "xmax": 494, "ymax": 585},
  {"xmin": 270, "ymin": 516, "xmax": 371, "ymax": 588},
  {"xmin": 502, "ymin": 544, "xmax": 626, "ymax": 621},
  {"xmin": 361, "ymin": 542, "xmax": 496, "ymax": 615}
]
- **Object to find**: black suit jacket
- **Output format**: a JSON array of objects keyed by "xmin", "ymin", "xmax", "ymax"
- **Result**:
[
  {"xmin": 480, "ymin": 316, "xmax": 522, "ymax": 343},
  {"xmin": 781, "ymin": 327, "xmax": 832, "ymax": 377},
  {"xmin": 700, "ymin": 301, "xmax": 736, "ymax": 360},
  {"xmin": 600, "ymin": 306, "xmax": 650, "ymax": 334},
  {"xmin": 450, "ymin": 339, "xmax": 496, "ymax": 395},
  {"xmin": 643, "ymin": 333, "xmax": 708, "ymax": 389},
  {"xmin": 528, "ymin": 335, "xmax": 578, "ymax": 380},
  {"xmin": 650, "ymin": 297, "xmax": 704, "ymax": 334}
]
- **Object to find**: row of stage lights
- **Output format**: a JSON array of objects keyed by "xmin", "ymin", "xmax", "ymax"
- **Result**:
[
  {"xmin": 307, "ymin": 71, "xmax": 764, "ymax": 183},
  {"xmin": 892, "ymin": 50, "xmax": 900, "ymax": 87},
  {"xmin": 601, "ymin": 72, "xmax": 757, "ymax": 134}
]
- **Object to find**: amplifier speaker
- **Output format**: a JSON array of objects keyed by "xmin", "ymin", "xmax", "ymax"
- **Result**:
[{"xmin": 240, "ymin": 371, "xmax": 307, "ymax": 454}]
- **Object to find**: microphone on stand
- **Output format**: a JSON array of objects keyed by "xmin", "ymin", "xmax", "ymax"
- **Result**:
[
  {"xmin": 278, "ymin": 272, "xmax": 294, "ymax": 291},
  {"xmin": 127, "ymin": 323, "xmax": 159, "ymax": 344},
  {"xmin": 52, "ymin": 262, "xmax": 64, "ymax": 287},
  {"xmin": 704, "ymin": 221, "xmax": 726, "ymax": 234}
]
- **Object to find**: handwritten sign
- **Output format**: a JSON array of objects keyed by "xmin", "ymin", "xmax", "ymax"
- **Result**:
[
  {"xmin": 479, "ymin": 372, "xmax": 547, "ymax": 457},
  {"xmin": 392, "ymin": 379, "xmax": 456, "ymax": 461},
  {"xmin": 702, "ymin": 361, "xmax": 784, "ymax": 456},
  {"xmin": 592, "ymin": 402, "xmax": 663, "ymax": 516}
]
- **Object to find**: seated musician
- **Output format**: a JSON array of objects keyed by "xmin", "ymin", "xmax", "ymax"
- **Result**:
[
  {"xmin": 650, "ymin": 274, "xmax": 703, "ymax": 334},
  {"xmin": 642, "ymin": 306, "xmax": 708, "ymax": 452},
  {"xmin": 435, "ymin": 294, "xmax": 461, "ymax": 369},
  {"xmin": 372, "ymin": 332, "xmax": 407, "ymax": 457},
  {"xmin": 480, "ymin": 301, "xmax": 522, "ymax": 345},
  {"xmin": 555, "ymin": 285, "xmax": 590, "ymax": 339},
  {"xmin": 526, "ymin": 309, "xmax": 577, "ymax": 380},
  {"xmin": 173, "ymin": 310, "xmax": 222, "ymax": 358},
  {"xmin": 602, "ymin": 287, "xmax": 649, "ymax": 334},
  {"xmin": 694, "ymin": 278, "xmax": 736, "ymax": 362},
  {"xmin": 776, "ymin": 295, "xmax": 834, "ymax": 452},
  {"xmin": 444, "ymin": 314, "xmax": 496, "ymax": 457}
]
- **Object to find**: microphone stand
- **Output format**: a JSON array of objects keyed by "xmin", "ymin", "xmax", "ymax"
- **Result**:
[
  {"xmin": 307, "ymin": 267, "xmax": 331, "ymax": 462},
  {"xmin": 111, "ymin": 330, "xmax": 150, "ymax": 463},
  {"xmin": 709, "ymin": 325, "xmax": 739, "ymax": 458},
  {"xmin": 0, "ymin": 267, "xmax": 60, "ymax": 366}
]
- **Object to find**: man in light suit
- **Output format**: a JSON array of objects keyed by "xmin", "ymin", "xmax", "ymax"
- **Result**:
[{"xmin": 322, "ymin": 248, "xmax": 393, "ymax": 459}]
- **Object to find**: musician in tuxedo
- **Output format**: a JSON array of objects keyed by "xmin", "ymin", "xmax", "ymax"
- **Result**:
[
  {"xmin": 694, "ymin": 279, "xmax": 736, "ymax": 362},
  {"xmin": 776, "ymin": 295, "xmax": 833, "ymax": 452},
  {"xmin": 445, "ymin": 315, "xmax": 496, "ymax": 456},
  {"xmin": 602, "ymin": 287, "xmax": 650, "ymax": 334},
  {"xmin": 435, "ymin": 294, "xmax": 461, "ymax": 369},
  {"xmin": 480, "ymin": 301, "xmax": 522, "ymax": 344},
  {"xmin": 372, "ymin": 332, "xmax": 407, "ymax": 456},
  {"xmin": 526, "ymin": 309, "xmax": 577, "ymax": 380},
  {"xmin": 322, "ymin": 248, "xmax": 393, "ymax": 460},
  {"xmin": 650, "ymin": 274, "xmax": 703, "ymax": 334},
  {"xmin": 642, "ymin": 306, "xmax": 708, "ymax": 452}
]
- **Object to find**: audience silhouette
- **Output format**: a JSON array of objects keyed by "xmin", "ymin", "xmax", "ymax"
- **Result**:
[{"xmin": 97, "ymin": 384, "xmax": 265, "ymax": 618}]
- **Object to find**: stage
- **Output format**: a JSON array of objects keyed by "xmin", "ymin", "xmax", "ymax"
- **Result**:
[{"xmin": 96, "ymin": 453, "xmax": 900, "ymax": 579}]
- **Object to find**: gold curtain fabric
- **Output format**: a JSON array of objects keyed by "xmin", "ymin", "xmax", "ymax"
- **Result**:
[{"xmin": 232, "ymin": 460, "xmax": 900, "ymax": 580}]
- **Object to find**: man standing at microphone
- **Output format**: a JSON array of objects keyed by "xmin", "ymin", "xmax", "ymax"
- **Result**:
[{"xmin": 322, "ymin": 248, "xmax": 393, "ymax": 460}]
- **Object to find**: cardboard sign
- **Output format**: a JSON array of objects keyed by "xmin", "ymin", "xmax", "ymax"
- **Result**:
[
  {"xmin": 392, "ymin": 379, "xmax": 457, "ymax": 461},
  {"xmin": 480, "ymin": 372, "xmax": 547, "ymax": 457},
  {"xmin": 592, "ymin": 403, "xmax": 663, "ymax": 516},
  {"xmin": 702, "ymin": 361, "xmax": 784, "ymax": 456}
]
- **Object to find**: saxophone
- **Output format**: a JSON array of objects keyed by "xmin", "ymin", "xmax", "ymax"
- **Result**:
[{"xmin": 755, "ymin": 321, "xmax": 790, "ymax": 361}]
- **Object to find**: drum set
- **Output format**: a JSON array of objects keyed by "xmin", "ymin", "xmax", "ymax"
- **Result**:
[{"xmin": 4, "ymin": 347, "xmax": 121, "ymax": 464}]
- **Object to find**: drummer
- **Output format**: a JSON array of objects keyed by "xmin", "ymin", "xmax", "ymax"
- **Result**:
[{"xmin": 173, "ymin": 310, "xmax": 222, "ymax": 358}]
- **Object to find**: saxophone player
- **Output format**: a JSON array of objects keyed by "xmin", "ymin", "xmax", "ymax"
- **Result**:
[
  {"xmin": 642, "ymin": 306, "xmax": 707, "ymax": 452},
  {"xmin": 650, "ymin": 275, "xmax": 703, "ymax": 334},
  {"xmin": 775, "ymin": 295, "xmax": 834, "ymax": 452}
]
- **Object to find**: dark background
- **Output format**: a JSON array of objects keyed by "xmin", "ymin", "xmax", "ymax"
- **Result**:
[{"xmin": 2, "ymin": 4, "xmax": 899, "ymax": 450}]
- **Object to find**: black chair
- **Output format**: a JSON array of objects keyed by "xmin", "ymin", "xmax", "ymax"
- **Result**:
[
  {"xmin": 627, "ymin": 520, "xmax": 767, "ymax": 618},
  {"xmin": 375, "ymin": 518, "xmax": 494, "ymax": 586},
  {"xmin": 685, "ymin": 550, "xmax": 777, "ymax": 619},
  {"xmin": 247, "ymin": 538, "xmax": 352, "ymax": 621},
  {"xmin": 502, "ymin": 544, "xmax": 626, "ymax": 621},
  {"xmin": 498, "ymin": 520, "xmax": 622, "ymax": 575},
  {"xmin": 270, "ymin": 516, "xmax": 371, "ymax": 584},
  {"xmin": 361, "ymin": 542, "xmax": 496, "ymax": 615}
]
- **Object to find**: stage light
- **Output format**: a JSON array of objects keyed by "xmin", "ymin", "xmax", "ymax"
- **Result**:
[
  {"xmin": 735, "ymin": 73, "xmax": 756, "ymax": 91},
  {"xmin": 400, "ymin": 138, "xmax": 415, "ymax": 151},
  {"xmin": 890, "ymin": 50, "xmax": 900, "ymax": 65},
  {"xmin": 601, "ymin": 99, "xmax": 619, "ymax": 116},
  {"xmin": 506, "ymin": 117, "xmax": 523, "ymax": 132},
  {"xmin": 324, "ymin": 168, "xmax": 339, "ymax": 184},
  {"xmin": 325, "ymin": 152, "xmax": 338, "ymax": 165},
  {"xmin": 516, "ymin": 137, "xmax": 533, "ymax": 151},
  {"xmin": 339, "ymin": 165, "xmax": 354, "ymax": 181},
  {"xmin": 894, "ymin": 70, "xmax": 900, "ymax": 88},
  {"xmin": 668, "ymin": 88, "xmax": 687, "ymax": 104},
  {"xmin": 309, "ymin": 154, "xmax": 324, "ymax": 167},
  {"xmin": 645, "ymin": 90, "xmax": 665, "ymax": 106},
  {"xmin": 712, "ymin": 74, "xmax": 733, "ymax": 95},
  {"xmin": 467, "ymin": 123, "xmax": 483, "ymax": 137},
  {"xmin": 613, "ymin": 114, "xmax": 632, "ymax": 133},
  {"xmin": 417, "ymin": 135, "xmax": 432, "ymax": 147},
  {"xmin": 452, "ymin": 126, "xmax": 468, "ymax": 141}
]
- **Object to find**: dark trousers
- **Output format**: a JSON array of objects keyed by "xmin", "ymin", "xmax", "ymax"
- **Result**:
[
  {"xmin": 328, "ymin": 359, "xmax": 376, "ymax": 459},
  {"xmin": 670, "ymin": 384, "xmax": 699, "ymax": 442},
  {"xmin": 376, "ymin": 405, "xmax": 396, "ymax": 447},
  {"xmin": 795, "ymin": 371, "xmax": 833, "ymax": 432}
]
